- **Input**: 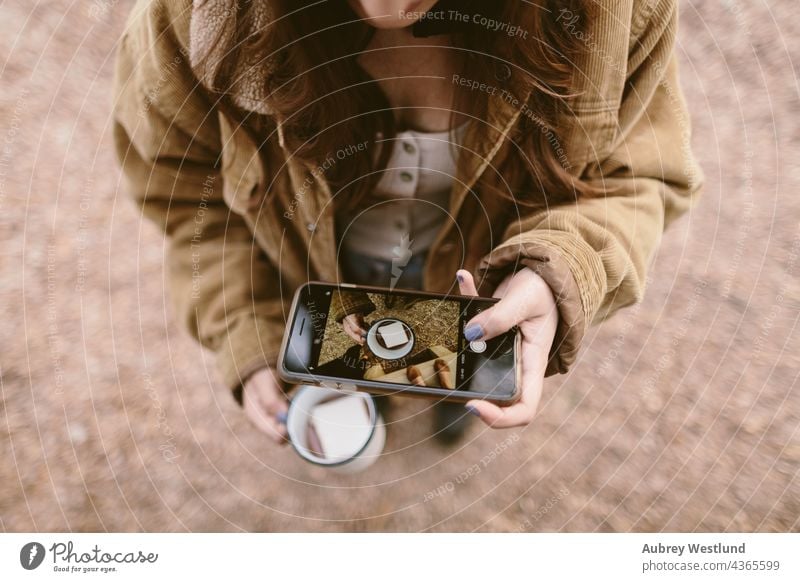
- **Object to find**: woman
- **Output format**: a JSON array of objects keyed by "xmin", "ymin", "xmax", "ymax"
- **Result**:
[{"xmin": 113, "ymin": 0, "xmax": 702, "ymax": 444}]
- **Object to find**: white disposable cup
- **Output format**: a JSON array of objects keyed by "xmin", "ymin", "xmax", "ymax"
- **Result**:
[{"xmin": 285, "ymin": 386, "xmax": 386, "ymax": 474}]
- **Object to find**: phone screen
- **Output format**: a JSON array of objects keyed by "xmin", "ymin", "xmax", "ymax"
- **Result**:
[{"xmin": 282, "ymin": 284, "xmax": 518, "ymax": 399}]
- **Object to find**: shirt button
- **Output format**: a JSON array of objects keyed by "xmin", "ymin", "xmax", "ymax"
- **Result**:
[
  {"xmin": 400, "ymin": 171, "xmax": 414, "ymax": 183},
  {"xmin": 306, "ymin": 222, "xmax": 316, "ymax": 232},
  {"xmin": 403, "ymin": 142, "xmax": 415, "ymax": 154}
]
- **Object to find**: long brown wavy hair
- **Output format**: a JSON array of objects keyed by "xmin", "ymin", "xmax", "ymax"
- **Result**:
[{"xmin": 206, "ymin": 0, "xmax": 595, "ymax": 212}]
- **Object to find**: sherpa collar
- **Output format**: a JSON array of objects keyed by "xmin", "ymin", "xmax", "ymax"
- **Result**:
[{"xmin": 188, "ymin": 0, "xmax": 274, "ymax": 115}]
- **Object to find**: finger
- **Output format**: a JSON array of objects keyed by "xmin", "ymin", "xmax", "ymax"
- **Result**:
[
  {"xmin": 463, "ymin": 269, "xmax": 551, "ymax": 342},
  {"xmin": 347, "ymin": 314, "xmax": 367, "ymax": 334},
  {"xmin": 248, "ymin": 372, "xmax": 290, "ymax": 436},
  {"xmin": 456, "ymin": 269, "xmax": 479, "ymax": 296},
  {"xmin": 249, "ymin": 410, "xmax": 289, "ymax": 443},
  {"xmin": 463, "ymin": 296, "xmax": 521, "ymax": 343},
  {"xmin": 243, "ymin": 390, "xmax": 289, "ymax": 443},
  {"xmin": 351, "ymin": 318, "xmax": 368, "ymax": 342},
  {"xmin": 464, "ymin": 321, "xmax": 549, "ymax": 428},
  {"xmin": 261, "ymin": 392, "xmax": 289, "ymax": 418},
  {"xmin": 466, "ymin": 399, "xmax": 537, "ymax": 428},
  {"xmin": 344, "ymin": 320, "xmax": 365, "ymax": 345},
  {"xmin": 246, "ymin": 405, "xmax": 289, "ymax": 442},
  {"xmin": 466, "ymin": 398, "xmax": 536, "ymax": 428},
  {"xmin": 343, "ymin": 324, "xmax": 358, "ymax": 344},
  {"xmin": 457, "ymin": 270, "xmax": 490, "ymax": 344},
  {"xmin": 254, "ymin": 376, "xmax": 290, "ymax": 418}
]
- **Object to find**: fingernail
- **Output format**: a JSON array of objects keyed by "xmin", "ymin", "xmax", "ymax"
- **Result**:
[
  {"xmin": 464, "ymin": 323, "xmax": 484, "ymax": 341},
  {"xmin": 465, "ymin": 405, "xmax": 481, "ymax": 417},
  {"xmin": 456, "ymin": 273, "xmax": 464, "ymax": 283},
  {"xmin": 276, "ymin": 411, "xmax": 288, "ymax": 424}
]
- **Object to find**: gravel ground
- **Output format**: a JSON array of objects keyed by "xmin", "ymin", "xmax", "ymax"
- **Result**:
[{"xmin": 0, "ymin": 1, "xmax": 798, "ymax": 532}]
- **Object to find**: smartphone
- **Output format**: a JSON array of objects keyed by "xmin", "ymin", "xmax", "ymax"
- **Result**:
[{"xmin": 277, "ymin": 282, "xmax": 521, "ymax": 405}]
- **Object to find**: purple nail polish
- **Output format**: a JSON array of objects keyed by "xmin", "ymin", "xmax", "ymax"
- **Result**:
[
  {"xmin": 456, "ymin": 273, "xmax": 464, "ymax": 283},
  {"xmin": 464, "ymin": 324, "xmax": 484, "ymax": 341},
  {"xmin": 276, "ymin": 411, "xmax": 288, "ymax": 424},
  {"xmin": 466, "ymin": 405, "xmax": 480, "ymax": 417}
]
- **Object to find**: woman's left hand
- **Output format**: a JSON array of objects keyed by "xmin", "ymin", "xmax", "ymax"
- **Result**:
[{"xmin": 457, "ymin": 267, "xmax": 558, "ymax": 428}]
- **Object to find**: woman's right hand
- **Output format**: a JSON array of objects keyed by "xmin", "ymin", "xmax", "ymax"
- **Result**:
[
  {"xmin": 242, "ymin": 367, "xmax": 289, "ymax": 444},
  {"xmin": 341, "ymin": 313, "xmax": 368, "ymax": 345}
]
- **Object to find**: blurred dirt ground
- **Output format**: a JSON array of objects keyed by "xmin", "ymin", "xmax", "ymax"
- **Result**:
[{"xmin": 0, "ymin": 1, "xmax": 798, "ymax": 532}]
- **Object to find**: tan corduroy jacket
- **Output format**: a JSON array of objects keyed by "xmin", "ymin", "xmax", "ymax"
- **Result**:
[{"xmin": 113, "ymin": 0, "xmax": 703, "ymax": 401}]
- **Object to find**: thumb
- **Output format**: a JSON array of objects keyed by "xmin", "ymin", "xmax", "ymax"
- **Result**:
[{"xmin": 464, "ymin": 294, "xmax": 523, "ymax": 342}]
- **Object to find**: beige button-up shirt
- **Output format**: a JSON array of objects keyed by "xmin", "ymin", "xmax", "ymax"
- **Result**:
[{"xmin": 338, "ymin": 124, "xmax": 467, "ymax": 259}]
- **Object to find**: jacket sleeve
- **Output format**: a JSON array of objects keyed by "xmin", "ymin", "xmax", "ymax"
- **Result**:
[
  {"xmin": 112, "ymin": 1, "xmax": 285, "ymax": 401},
  {"xmin": 477, "ymin": 0, "xmax": 703, "ymax": 376},
  {"xmin": 329, "ymin": 291, "xmax": 376, "ymax": 323}
]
